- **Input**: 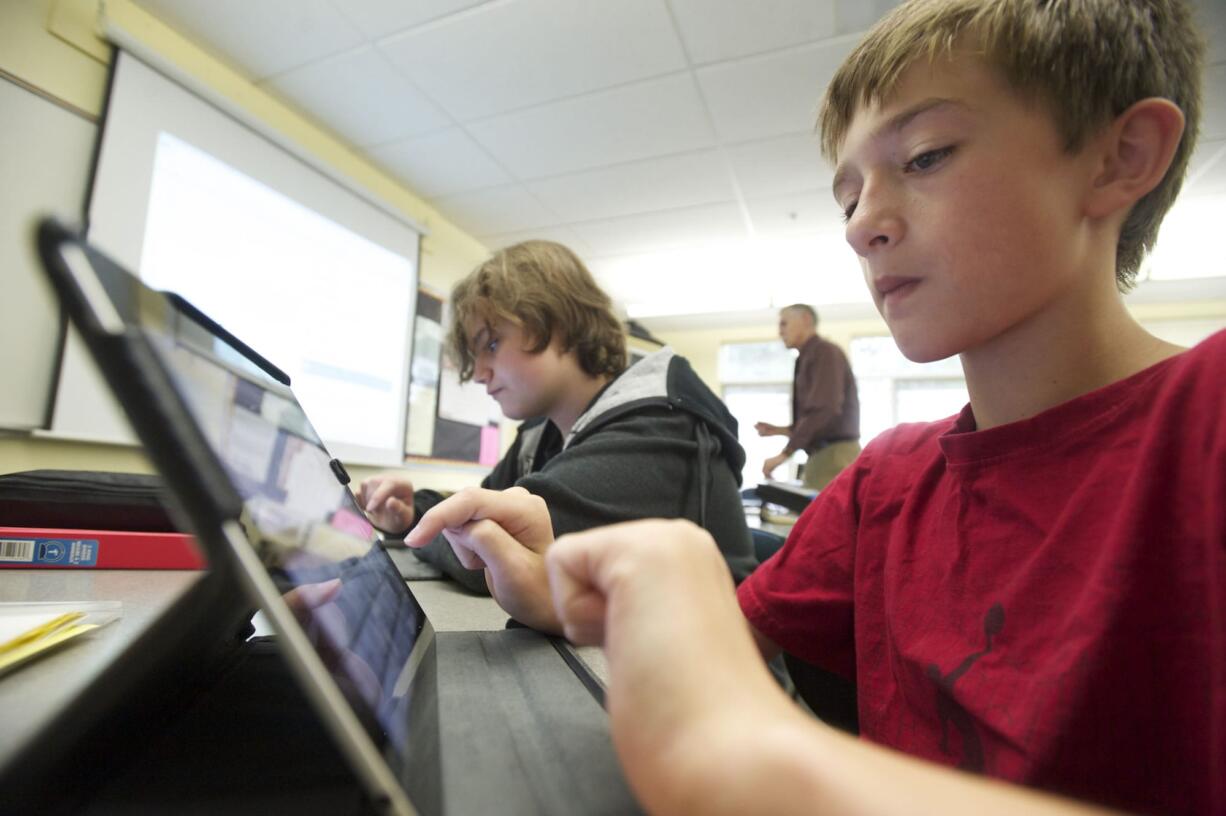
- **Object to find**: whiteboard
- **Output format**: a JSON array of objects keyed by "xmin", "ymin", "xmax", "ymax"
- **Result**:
[{"xmin": 0, "ymin": 76, "xmax": 97, "ymax": 432}]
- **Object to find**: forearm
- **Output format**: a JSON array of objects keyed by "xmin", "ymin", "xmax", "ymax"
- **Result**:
[
  {"xmin": 645, "ymin": 696, "xmax": 1119, "ymax": 816},
  {"xmin": 749, "ymin": 622, "xmax": 782, "ymax": 662}
]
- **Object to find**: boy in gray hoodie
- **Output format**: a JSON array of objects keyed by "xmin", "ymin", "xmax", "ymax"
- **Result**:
[{"xmin": 359, "ymin": 240, "xmax": 757, "ymax": 595}]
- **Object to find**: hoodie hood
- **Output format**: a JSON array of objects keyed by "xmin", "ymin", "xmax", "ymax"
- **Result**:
[{"xmin": 566, "ymin": 347, "xmax": 747, "ymax": 483}]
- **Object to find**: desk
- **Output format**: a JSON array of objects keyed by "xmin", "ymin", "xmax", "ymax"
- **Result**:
[
  {"xmin": 408, "ymin": 578, "xmax": 610, "ymax": 687},
  {"xmin": 746, "ymin": 510, "xmax": 796, "ymax": 539},
  {"xmin": 0, "ymin": 569, "xmax": 205, "ymax": 774},
  {"xmin": 0, "ymin": 568, "xmax": 612, "ymax": 794}
]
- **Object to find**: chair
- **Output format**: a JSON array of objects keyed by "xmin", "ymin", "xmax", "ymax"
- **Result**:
[{"xmin": 750, "ymin": 527, "xmax": 786, "ymax": 564}]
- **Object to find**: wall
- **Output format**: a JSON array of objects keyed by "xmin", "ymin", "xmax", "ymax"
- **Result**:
[{"xmin": 0, "ymin": 0, "xmax": 491, "ymax": 492}]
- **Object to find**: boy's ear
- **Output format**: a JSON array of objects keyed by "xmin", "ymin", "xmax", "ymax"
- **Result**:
[{"xmin": 1083, "ymin": 97, "xmax": 1186, "ymax": 220}]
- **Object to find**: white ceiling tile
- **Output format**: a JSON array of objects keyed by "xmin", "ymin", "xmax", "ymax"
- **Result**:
[
  {"xmin": 260, "ymin": 47, "xmax": 451, "ymax": 148},
  {"xmin": 696, "ymin": 36, "xmax": 859, "ymax": 143},
  {"xmin": 367, "ymin": 128, "xmax": 511, "ymax": 199},
  {"xmin": 668, "ymin": 0, "xmax": 836, "ymax": 65},
  {"xmin": 568, "ymin": 202, "xmax": 748, "ymax": 257},
  {"xmin": 745, "ymin": 191, "xmax": 846, "ymax": 238},
  {"xmin": 131, "ymin": 0, "xmax": 364, "ymax": 80},
  {"xmin": 433, "ymin": 185, "xmax": 560, "ymax": 237},
  {"xmin": 525, "ymin": 150, "xmax": 736, "ymax": 223},
  {"xmin": 834, "ymin": 0, "xmax": 902, "ymax": 35},
  {"xmin": 468, "ymin": 73, "xmax": 716, "ymax": 179},
  {"xmin": 769, "ymin": 235, "xmax": 873, "ymax": 308},
  {"xmin": 379, "ymin": 0, "xmax": 686, "ymax": 122},
  {"xmin": 726, "ymin": 132, "xmax": 832, "ymax": 198},
  {"xmin": 478, "ymin": 226, "xmax": 594, "ymax": 257},
  {"xmin": 336, "ymin": 0, "xmax": 490, "ymax": 40}
]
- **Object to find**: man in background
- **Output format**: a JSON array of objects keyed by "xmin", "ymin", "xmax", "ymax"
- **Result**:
[{"xmin": 756, "ymin": 304, "xmax": 860, "ymax": 489}]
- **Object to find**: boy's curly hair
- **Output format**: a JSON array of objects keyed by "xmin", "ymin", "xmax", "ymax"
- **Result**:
[{"xmin": 448, "ymin": 240, "xmax": 627, "ymax": 382}]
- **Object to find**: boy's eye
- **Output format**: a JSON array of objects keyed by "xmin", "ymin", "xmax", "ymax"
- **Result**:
[
  {"xmin": 840, "ymin": 202, "xmax": 858, "ymax": 224},
  {"xmin": 904, "ymin": 145, "xmax": 955, "ymax": 173},
  {"xmin": 486, "ymin": 338, "xmax": 500, "ymax": 353}
]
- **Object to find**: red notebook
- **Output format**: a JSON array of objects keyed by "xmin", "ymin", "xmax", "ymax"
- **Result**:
[{"xmin": 0, "ymin": 526, "xmax": 205, "ymax": 570}]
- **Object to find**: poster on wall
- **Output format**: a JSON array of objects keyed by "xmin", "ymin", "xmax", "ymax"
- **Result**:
[
  {"xmin": 434, "ymin": 352, "xmax": 501, "ymax": 465},
  {"xmin": 406, "ymin": 288, "xmax": 502, "ymax": 464},
  {"xmin": 405, "ymin": 290, "xmax": 442, "ymax": 457}
]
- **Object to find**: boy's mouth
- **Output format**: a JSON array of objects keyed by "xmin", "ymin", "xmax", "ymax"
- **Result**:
[{"xmin": 874, "ymin": 276, "xmax": 921, "ymax": 300}]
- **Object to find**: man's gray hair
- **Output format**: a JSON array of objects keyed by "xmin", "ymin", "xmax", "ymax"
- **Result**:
[{"xmin": 782, "ymin": 304, "xmax": 818, "ymax": 326}]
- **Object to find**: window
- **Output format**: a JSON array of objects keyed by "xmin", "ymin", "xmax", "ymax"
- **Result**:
[
  {"xmin": 719, "ymin": 341, "xmax": 801, "ymax": 485},
  {"xmin": 849, "ymin": 336, "xmax": 968, "ymax": 444},
  {"xmin": 721, "ymin": 336, "xmax": 971, "ymax": 484}
]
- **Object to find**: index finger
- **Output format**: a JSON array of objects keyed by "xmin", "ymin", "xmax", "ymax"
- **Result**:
[
  {"xmin": 363, "ymin": 478, "xmax": 400, "ymax": 511},
  {"xmin": 405, "ymin": 486, "xmax": 544, "ymax": 548}
]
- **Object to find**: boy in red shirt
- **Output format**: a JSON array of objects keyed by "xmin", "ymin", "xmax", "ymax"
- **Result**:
[{"xmin": 408, "ymin": 0, "xmax": 1221, "ymax": 813}]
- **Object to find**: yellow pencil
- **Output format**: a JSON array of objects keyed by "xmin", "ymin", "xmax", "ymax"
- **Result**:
[{"xmin": 0, "ymin": 611, "xmax": 86, "ymax": 655}]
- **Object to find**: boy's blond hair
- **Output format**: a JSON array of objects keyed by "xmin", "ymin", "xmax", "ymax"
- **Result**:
[
  {"xmin": 819, "ymin": 0, "xmax": 1204, "ymax": 291},
  {"xmin": 448, "ymin": 240, "xmax": 627, "ymax": 383}
]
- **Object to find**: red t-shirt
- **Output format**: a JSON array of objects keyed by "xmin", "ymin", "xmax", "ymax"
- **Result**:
[{"xmin": 738, "ymin": 330, "xmax": 1226, "ymax": 816}]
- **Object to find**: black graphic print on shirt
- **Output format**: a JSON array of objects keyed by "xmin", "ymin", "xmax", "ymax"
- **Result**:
[{"xmin": 925, "ymin": 603, "xmax": 1005, "ymax": 773}]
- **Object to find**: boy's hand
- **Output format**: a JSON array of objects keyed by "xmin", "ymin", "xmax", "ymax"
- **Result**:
[
  {"xmin": 406, "ymin": 486, "xmax": 560, "ymax": 632},
  {"xmin": 754, "ymin": 421, "xmax": 787, "ymax": 437},
  {"xmin": 545, "ymin": 520, "xmax": 787, "ymax": 813},
  {"xmin": 545, "ymin": 519, "xmax": 744, "ymax": 649},
  {"xmin": 357, "ymin": 473, "xmax": 416, "ymax": 534}
]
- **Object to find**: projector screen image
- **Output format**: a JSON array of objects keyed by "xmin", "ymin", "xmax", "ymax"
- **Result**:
[
  {"xmin": 140, "ymin": 132, "xmax": 414, "ymax": 458},
  {"xmin": 59, "ymin": 51, "xmax": 422, "ymax": 466}
]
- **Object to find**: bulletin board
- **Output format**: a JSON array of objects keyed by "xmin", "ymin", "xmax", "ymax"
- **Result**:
[{"xmin": 404, "ymin": 289, "xmax": 501, "ymax": 465}]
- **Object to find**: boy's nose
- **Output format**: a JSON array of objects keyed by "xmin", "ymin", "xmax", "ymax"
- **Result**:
[
  {"xmin": 845, "ymin": 181, "xmax": 905, "ymax": 256},
  {"xmin": 472, "ymin": 359, "xmax": 491, "ymax": 384}
]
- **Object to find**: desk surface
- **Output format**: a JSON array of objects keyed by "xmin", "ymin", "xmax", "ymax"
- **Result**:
[
  {"xmin": 408, "ymin": 578, "xmax": 610, "ymax": 687},
  {"xmin": 0, "ymin": 568, "xmax": 609, "ymax": 779},
  {"xmin": 0, "ymin": 570, "xmax": 204, "ymax": 772}
]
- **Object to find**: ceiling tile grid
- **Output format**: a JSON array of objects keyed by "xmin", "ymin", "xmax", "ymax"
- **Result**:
[
  {"xmin": 366, "ymin": 127, "xmax": 513, "ymax": 199},
  {"xmin": 332, "ymin": 0, "xmax": 492, "ymax": 41},
  {"xmin": 695, "ymin": 36, "xmax": 860, "ymax": 144},
  {"xmin": 566, "ymin": 200, "xmax": 749, "ymax": 258},
  {"xmin": 667, "ymin": 0, "xmax": 839, "ymax": 65},
  {"xmin": 725, "ymin": 132, "xmax": 835, "ymax": 199},
  {"xmin": 432, "ymin": 183, "xmax": 562, "ymax": 237},
  {"xmin": 524, "ymin": 150, "xmax": 738, "ymax": 225},
  {"xmin": 134, "ymin": 0, "xmax": 366, "ymax": 80},
  {"xmin": 375, "ymin": 0, "xmax": 687, "ymax": 122},
  {"xmin": 464, "ymin": 71, "xmax": 719, "ymax": 179},
  {"xmin": 259, "ymin": 46, "xmax": 452, "ymax": 148},
  {"xmin": 129, "ymin": 0, "xmax": 1223, "ymax": 319}
]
